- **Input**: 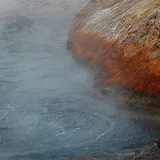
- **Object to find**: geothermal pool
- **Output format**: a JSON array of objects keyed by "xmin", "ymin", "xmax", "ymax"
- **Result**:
[{"xmin": 0, "ymin": 0, "xmax": 160, "ymax": 160}]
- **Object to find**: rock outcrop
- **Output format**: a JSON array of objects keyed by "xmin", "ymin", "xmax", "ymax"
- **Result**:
[{"xmin": 68, "ymin": 0, "xmax": 160, "ymax": 96}]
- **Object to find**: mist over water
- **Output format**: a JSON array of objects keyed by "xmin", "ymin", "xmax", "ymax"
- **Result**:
[{"xmin": 0, "ymin": 1, "xmax": 160, "ymax": 160}]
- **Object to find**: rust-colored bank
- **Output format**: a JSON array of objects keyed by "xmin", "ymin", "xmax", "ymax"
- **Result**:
[{"xmin": 68, "ymin": 0, "xmax": 160, "ymax": 96}]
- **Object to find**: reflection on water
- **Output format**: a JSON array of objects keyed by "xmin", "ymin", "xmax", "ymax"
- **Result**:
[{"xmin": 0, "ymin": 1, "xmax": 160, "ymax": 160}]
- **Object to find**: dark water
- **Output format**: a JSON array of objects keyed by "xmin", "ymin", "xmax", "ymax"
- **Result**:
[{"xmin": 0, "ymin": 1, "xmax": 160, "ymax": 160}]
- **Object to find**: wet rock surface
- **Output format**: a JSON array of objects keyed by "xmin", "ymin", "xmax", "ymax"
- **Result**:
[{"xmin": 68, "ymin": 0, "xmax": 160, "ymax": 96}]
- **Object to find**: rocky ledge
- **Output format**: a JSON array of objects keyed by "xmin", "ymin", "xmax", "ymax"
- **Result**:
[
  {"xmin": 61, "ymin": 145, "xmax": 160, "ymax": 160},
  {"xmin": 67, "ymin": 0, "xmax": 160, "ymax": 96}
]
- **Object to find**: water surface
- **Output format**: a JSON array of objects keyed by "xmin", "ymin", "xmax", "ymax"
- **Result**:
[{"xmin": 0, "ymin": 1, "xmax": 160, "ymax": 160}]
